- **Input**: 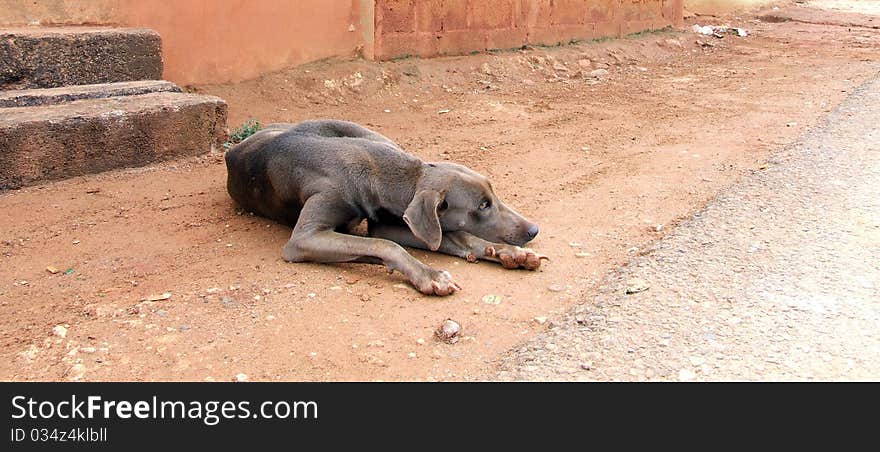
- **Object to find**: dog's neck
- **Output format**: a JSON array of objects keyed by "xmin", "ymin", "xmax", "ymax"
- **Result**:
[{"xmin": 372, "ymin": 160, "xmax": 433, "ymax": 218}]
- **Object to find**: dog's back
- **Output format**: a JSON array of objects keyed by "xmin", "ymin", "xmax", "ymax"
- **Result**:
[{"xmin": 225, "ymin": 120, "xmax": 417, "ymax": 226}]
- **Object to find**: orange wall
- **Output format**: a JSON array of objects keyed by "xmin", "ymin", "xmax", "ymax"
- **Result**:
[
  {"xmin": 0, "ymin": 0, "xmax": 371, "ymax": 86},
  {"xmin": 374, "ymin": 0, "xmax": 684, "ymax": 59},
  {"xmin": 1, "ymin": 0, "xmax": 683, "ymax": 84}
]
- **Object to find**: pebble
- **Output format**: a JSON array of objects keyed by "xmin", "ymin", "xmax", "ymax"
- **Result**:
[
  {"xmin": 408, "ymin": 352, "xmax": 417, "ymax": 359},
  {"xmin": 689, "ymin": 356, "xmax": 706, "ymax": 366},
  {"xmin": 435, "ymin": 319, "xmax": 462, "ymax": 344},
  {"xmin": 589, "ymin": 68, "xmax": 609, "ymax": 78},
  {"xmin": 146, "ymin": 292, "xmax": 172, "ymax": 301},
  {"xmin": 678, "ymin": 368, "xmax": 697, "ymax": 381},
  {"xmin": 575, "ymin": 252, "xmax": 591, "ymax": 258},
  {"xmin": 580, "ymin": 361, "xmax": 594, "ymax": 371},
  {"xmin": 533, "ymin": 316, "xmax": 548, "ymax": 325},
  {"xmin": 52, "ymin": 325, "xmax": 68, "ymax": 338},
  {"xmin": 625, "ymin": 278, "xmax": 650, "ymax": 294},
  {"xmin": 547, "ymin": 284, "xmax": 566, "ymax": 293},
  {"xmin": 234, "ymin": 373, "xmax": 249, "ymax": 382},
  {"xmin": 68, "ymin": 364, "xmax": 86, "ymax": 380},
  {"xmin": 416, "ymin": 338, "xmax": 426, "ymax": 345},
  {"xmin": 79, "ymin": 347, "xmax": 96, "ymax": 354}
]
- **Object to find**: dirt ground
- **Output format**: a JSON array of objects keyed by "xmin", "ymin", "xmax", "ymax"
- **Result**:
[
  {"xmin": 1, "ymin": 1, "xmax": 878, "ymax": 381},
  {"xmin": 498, "ymin": 56, "xmax": 880, "ymax": 382}
]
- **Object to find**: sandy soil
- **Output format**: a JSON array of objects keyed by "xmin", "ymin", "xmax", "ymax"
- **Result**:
[
  {"xmin": 498, "ymin": 63, "xmax": 880, "ymax": 382},
  {"xmin": 1, "ymin": 2, "xmax": 878, "ymax": 381}
]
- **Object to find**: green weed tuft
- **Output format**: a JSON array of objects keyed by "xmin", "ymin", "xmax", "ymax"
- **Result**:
[{"xmin": 223, "ymin": 119, "xmax": 262, "ymax": 151}]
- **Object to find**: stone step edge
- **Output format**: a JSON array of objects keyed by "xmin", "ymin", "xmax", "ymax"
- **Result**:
[{"xmin": 0, "ymin": 80, "xmax": 182, "ymax": 108}]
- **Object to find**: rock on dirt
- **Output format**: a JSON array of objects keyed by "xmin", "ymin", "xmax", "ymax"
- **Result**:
[
  {"xmin": 678, "ymin": 368, "xmax": 697, "ymax": 381},
  {"xmin": 625, "ymin": 278, "xmax": 650, "ymax": 294},
  {"xmin": 435, "ymin": 319, "xmax": 462, "ymax": 344},
  {"xmin": 52, "ymin": 325, "xmax": 68, "ymax": 338}
]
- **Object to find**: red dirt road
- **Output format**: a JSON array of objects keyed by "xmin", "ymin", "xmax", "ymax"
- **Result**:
[{"xmin": 2, "ymin": 5, "xmax": 878, "ymax": 381}]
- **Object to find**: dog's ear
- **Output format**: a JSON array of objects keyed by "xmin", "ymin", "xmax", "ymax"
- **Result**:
[{"xmin": 403, "ymin": 189, "xmax": 446, "ymax": 251}]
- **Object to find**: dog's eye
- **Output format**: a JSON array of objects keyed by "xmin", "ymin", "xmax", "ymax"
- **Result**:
[
  {"xmin": 478, "ymin": 200, "xmax": 491, "ymax": 211},
  {"xmin": 438, "ymin": 201, "xmax": 448, "ymax": 212}
]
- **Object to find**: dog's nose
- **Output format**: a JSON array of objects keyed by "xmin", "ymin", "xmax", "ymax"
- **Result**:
[{"xmin": 526, "ymin": 224, "xmax": 539, "ymax": 240}]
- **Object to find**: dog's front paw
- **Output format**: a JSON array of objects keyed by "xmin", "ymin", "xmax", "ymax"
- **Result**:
[
  {"xmin": 485, "ymin": 245, "xmax": 548, "ymax": 270},
  {"xmin": 413, "ymin": 270, "xmax": 462, "ymax": 296}
]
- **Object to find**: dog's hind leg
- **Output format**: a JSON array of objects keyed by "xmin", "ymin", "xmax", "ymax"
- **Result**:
[{"xmin": 282, "ymin": 194, "xmax": 461, "ymax": 296}]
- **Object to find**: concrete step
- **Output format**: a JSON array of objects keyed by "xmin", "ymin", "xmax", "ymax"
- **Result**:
[
  {"xmin": 0, "ymin": 91, "xmax": 227, "ymax": 189},
  {"xmin": 0, "ymin": 26, "xmax": 163, "ymax": 90},
  {"xmin": 0, "ymin": 80, "xmax": 182, "ymax": 108}
]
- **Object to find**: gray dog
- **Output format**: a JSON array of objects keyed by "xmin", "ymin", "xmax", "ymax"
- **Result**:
[{"xmin": 225, "ymin": 120, "xmax": 546, "ymax": 296}]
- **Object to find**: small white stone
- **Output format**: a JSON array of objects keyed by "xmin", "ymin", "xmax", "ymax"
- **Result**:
[
  {"xmin": 52, "ymin": 325, "xmax": 68, "ymax": 338},
  {"xmin": 678, "ymin": 368, "xmax": 696, "ymax": 381},
  {"xmin": 625, "ymin": 278, "xmax": 650, "ymax": 294},
  {"xmin": 234, "ymin": 373, "xmax": 249, "ymax": 382}
]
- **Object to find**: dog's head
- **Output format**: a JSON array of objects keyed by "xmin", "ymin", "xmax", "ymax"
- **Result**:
[{"xmin": 403, "ymin": 162, "xmax": 539, "ymax": 251}]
